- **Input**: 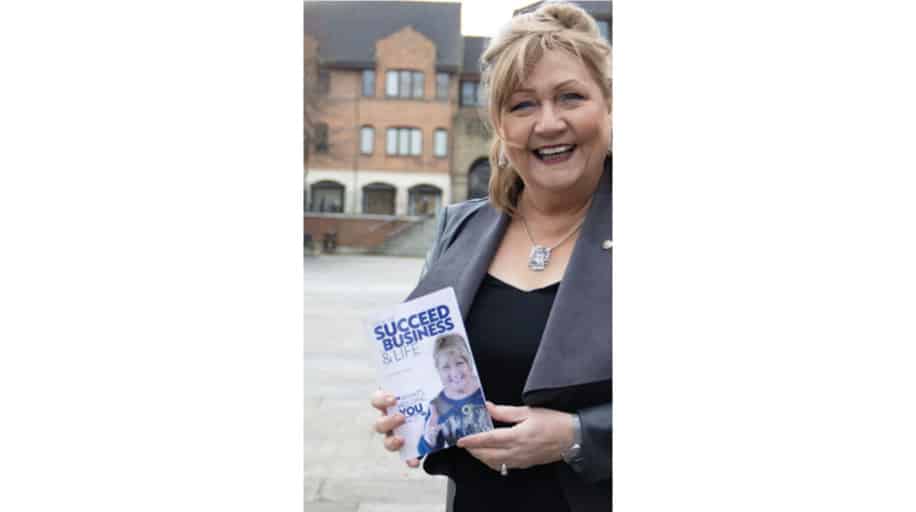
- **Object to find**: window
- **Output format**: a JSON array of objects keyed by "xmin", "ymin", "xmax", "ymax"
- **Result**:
[
  {"xmin": 408, "ymin": 184, "xmax": 442, "ymax": 216},
  {"xmin": 596, "ymin": 20, "xmax": 609, "ymax": 42},
  {"xmin": 410, "ymin": 129, "xmax": 422, "ymax": 156},
  {"xmin": 315, "ymin": 123, "xmax": 329, "ymax": 153},
  {"xmin": 433, "ymin": 129, "xmax": 448, "ymax": 158},
  {"xmin": 413, "ymin": 71, "xmax": 424, "ymax": 98},
  {"xmin": 386, "ymin": 127, "xmax": 422, "ymax": 156},
  {"xmin": 461, "ymin": 80, "xmax": 481, "ymax": 106},
  {"xmin": 399, "ymin": 129, "xmax": 410, "ymax": 154},
  {"xmin": 362, "ymin": 70, "xmax": 375, "ymax": 97},
  {"xmin": 362, "ymin": 182, "xmax": 396, "ymax": 215},
  {"xmin": 385, "ymin": 71, "xmax": 398, "ymax": 97},
  {"xmin": 386, "ymin": 129, "xmax": 397, "ymax": 155},
  {"xmin": 309, "ymin": 180, "xmax": 345, "ymax": 212},
  {"xmin": 385, "ymin": 69, "xmax": 425, "ymax": 99},
  {"xmin": 360, "ymin": 126, "xmax": 374, "ymax": 155},
  {"xmin": 399, "ymin": 71, "xmax": 411, "ymax": 97},
  {"xmin": 467, "ymin": 158, "xmax": 491, "ymax": 199},
  {"xmin": 436, "ymin": 72, "xmax": 449, "ymax": 101},
  {"xmin": 318, "ymin": 70, "xmax": 330, "ymax": 96}
]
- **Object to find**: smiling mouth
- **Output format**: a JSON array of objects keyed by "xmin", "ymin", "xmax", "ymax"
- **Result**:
[{"xmin": 533, "ymin": 144, "xmax": 576, "ymax": 163}]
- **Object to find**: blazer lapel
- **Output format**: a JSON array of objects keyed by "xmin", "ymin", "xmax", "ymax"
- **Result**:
[
  {"xmin": 524, "ymin": 164, "xmax": 612, "ymax": 396},
  {"xmin": 407, "ymin": 206, "xmax": 509, "ymax": 320}
]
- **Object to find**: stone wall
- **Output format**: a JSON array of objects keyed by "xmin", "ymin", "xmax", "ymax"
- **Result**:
[{"xmin": 304, "ymin": 214, "xmax": 416, "ymax": 251}]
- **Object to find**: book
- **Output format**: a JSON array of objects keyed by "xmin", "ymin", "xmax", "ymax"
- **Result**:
[{"xmin": 367, "ymin": 287, "xmax": 494, "ymax": 460}]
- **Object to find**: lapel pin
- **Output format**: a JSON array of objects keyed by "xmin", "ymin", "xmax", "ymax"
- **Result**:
[{"xmin": 602, "ymin": 240, "xmax": 613, "ymax": 250}]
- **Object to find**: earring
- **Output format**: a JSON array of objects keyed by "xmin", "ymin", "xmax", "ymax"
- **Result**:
[{"xmin": 498, "ymin": 146, "xmax": 508, "ymax": 168}]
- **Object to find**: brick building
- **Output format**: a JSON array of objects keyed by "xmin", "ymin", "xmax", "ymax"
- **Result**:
[{"xmin": 304, "ymin": 1, "xmax": 464, "ymax": 217}]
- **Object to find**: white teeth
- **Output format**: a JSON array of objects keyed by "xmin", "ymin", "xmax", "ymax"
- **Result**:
[{"xmin": 538, "ymin": 145, "xmax": 573, "ymax": 155}]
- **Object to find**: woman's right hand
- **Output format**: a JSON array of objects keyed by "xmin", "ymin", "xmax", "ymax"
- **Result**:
[{"xmin": 371, "ymin": 390, "xmax": 420, "ymax": 468}]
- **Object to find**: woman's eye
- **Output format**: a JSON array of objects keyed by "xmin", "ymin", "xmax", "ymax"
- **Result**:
[
  {"xmin": 509, "ymin": 100, "xmax": 534, "ymax": 112},
  {"xmin": 560, "ymin": 92, "xmax": 585, "ymax": 102}
]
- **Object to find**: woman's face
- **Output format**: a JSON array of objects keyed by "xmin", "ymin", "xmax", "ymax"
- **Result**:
[
  {"xmin": 436, "ymin": 351, "xmax": 476, "ymax": 396},
  {"xmin": 499, "ymin": 50, "xmax": 610, "ymax": 197}
]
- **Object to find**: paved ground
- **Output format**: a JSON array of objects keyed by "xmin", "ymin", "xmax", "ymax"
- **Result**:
[{"xmin": 304, "ymin": 254, "xmax": 447, "ymax": 512}]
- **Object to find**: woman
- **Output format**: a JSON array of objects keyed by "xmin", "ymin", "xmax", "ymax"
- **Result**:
[{"xmin": 372, "ymin": 3, "xmax": 611, "ymax": 511}]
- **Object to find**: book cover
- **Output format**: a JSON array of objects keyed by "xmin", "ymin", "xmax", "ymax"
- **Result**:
[{"xmin": 367, "ymin": 287, "xmax": 494, "ymax": 460}]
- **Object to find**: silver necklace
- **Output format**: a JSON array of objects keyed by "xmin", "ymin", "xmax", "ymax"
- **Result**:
[{"xmin": 519, "ymin": 214, "xmax": 586, "ymax": 271}]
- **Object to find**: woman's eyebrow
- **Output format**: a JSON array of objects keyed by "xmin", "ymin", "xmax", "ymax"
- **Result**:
[
  {"xmin": 511, "ymin": 79, "xmax": 584, "ymax": 96},
  {"xmin": 554, "ymin": 79, "xmax": 583, "ymax": 89}
]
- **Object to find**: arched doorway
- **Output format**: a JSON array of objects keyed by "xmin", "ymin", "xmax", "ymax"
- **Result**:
[
  {"xmin": 362, "ymin": 182, "xmax": 396, "ymax": 215},
  {"xmin": 407, "ymin": 184, "xmax": 442, "ymax": 216},
  {"xmin": 309, "ymin": 180, "xmax": 345, "ymax": 212},
  {"xmin": 467, "ymin": 157, "xmax": 491, "ymax": 200}
]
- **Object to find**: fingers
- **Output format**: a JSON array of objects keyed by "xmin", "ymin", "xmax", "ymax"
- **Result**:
[
  {"xmin": 486, "ymin": 401, "xmax": 530, "ymax": 424},
  {"xmin": 457, "ymin": 427, "xmax": 514, "ymax": 449},
  {"xmin": 466, "ymin": 447, "xmax": 511, "ymax": 472},
  {"xmin": 371, "ymin": 390, "xmax": 421, "ymax": 460},
  {"xmin": 373, "ymin": 412, "xmax": 405, "ymax": 435},
  {"xmin": 383, "ymin": 434, "xmax": 405, "ymax": 452},
  {"xmin": 371, "ymin": 390, "xmax": 397, "ymax": 413},
  {"xmin": 371, "ymin": 390, "xmax": 403, "ymax": 437}
]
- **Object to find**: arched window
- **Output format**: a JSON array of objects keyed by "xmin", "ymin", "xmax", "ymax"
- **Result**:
[
  {"xmin": 408, "ymin": 184, "xmax": 442, "ymax": 216},
  {"xmin": 467, "ymin": 158, "xmax": 491, "ymax": 199},
  {"xmin": 309, "ymin": 180, "xmax": 345, "ymax": 213},
  {"xmin": 362, "ymin": 182, "xmax": 396, "ymax": 215},
  {"xmin": 360, "ymin": 126, "xmax": 374, "ymax": 155}
]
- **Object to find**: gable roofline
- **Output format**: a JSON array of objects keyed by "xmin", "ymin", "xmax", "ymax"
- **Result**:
[{"xmin": 304, "ymin": 1, "xmax": 463, "ymax": 72}]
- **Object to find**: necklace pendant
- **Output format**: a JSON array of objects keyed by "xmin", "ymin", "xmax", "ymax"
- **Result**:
[{"xmin": 528, "ymin": 245, "xmax": 551, "ymax": 271}]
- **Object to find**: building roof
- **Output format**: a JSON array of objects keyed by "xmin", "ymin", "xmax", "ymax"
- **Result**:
[
  {"xmin": 304, "ymin": 1, "xmax": 463, "ymax": 72},
  {"xmin": 461, "ymin": 36, "xmax": 489, "ymax": 77}
]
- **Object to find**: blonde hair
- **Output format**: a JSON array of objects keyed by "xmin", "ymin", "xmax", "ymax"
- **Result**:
[
  {"xmin": 433, "ymin": 334, "xmax": 472, "ymax": 367},
  {"xmin": 480, "ymin": 2, "xmax": 612, "ymax": 214}
]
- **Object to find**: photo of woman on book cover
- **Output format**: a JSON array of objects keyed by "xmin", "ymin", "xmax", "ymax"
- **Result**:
[{"xmin": 417, "ymin": 334, "xmax": 493, "ymax": 457}]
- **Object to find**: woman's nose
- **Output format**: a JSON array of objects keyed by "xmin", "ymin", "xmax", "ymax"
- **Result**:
[{"xmin": 534, "ymin": 103, "xmax": 566, "ymax": 134}]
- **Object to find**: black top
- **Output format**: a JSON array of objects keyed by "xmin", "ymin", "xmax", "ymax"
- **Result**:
[{"xmin": 450, "ymin": 274, "xmax": 570, "ymax": 512}]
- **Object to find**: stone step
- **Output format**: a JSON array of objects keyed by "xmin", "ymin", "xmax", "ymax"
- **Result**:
[{"xmin": 375, "ymin": 215, "xmax": 439, "ymax": 258}]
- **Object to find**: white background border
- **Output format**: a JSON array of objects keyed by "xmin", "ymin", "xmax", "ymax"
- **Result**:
[{"xmin": 2, "ymin": 1, "xmax": 915, "ymax": 510}]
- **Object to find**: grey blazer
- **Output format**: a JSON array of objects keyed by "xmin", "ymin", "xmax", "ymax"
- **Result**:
[{"xmin": 407, "ymin": 157, "xmax": 611, "ymax": 512}]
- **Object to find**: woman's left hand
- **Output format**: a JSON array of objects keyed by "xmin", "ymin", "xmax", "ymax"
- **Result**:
[{"xmin": 456, "ymin": 401, "xmax": 575, "ymax": 472}]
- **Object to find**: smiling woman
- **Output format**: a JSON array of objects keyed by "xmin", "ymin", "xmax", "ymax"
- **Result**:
[
  {"xmin": 370, "ymin": 2, "xmax": 612, "ymax": 512},
  {"xmin": 498, "ymin": 50, "xmax": 610, "ymax": 209}
]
